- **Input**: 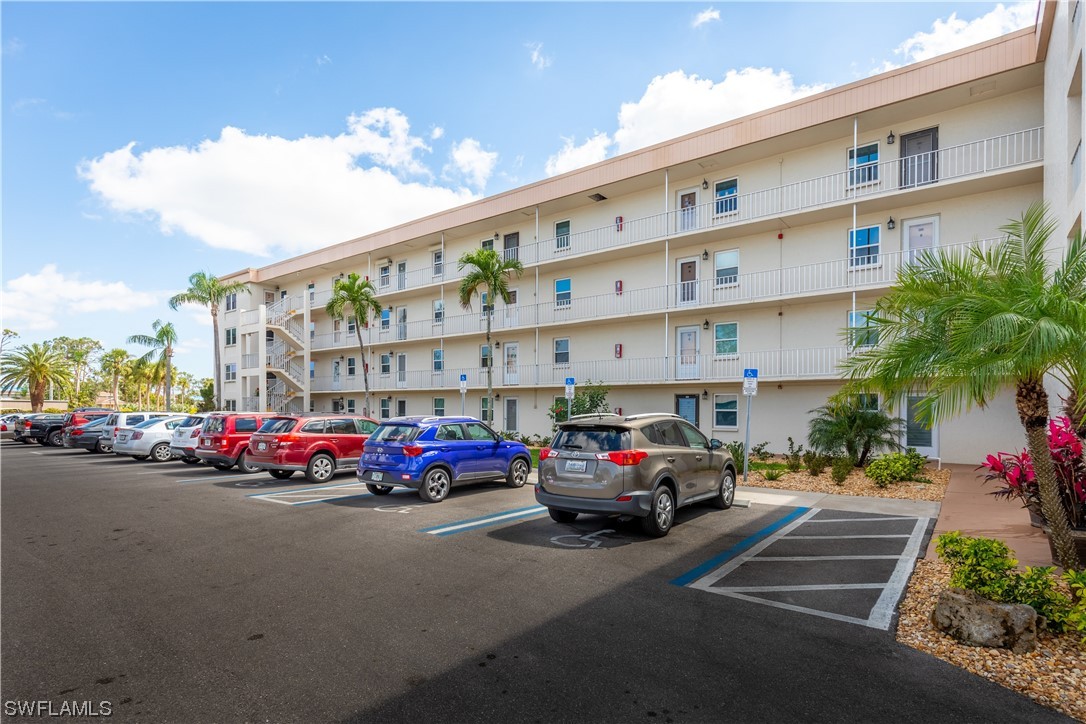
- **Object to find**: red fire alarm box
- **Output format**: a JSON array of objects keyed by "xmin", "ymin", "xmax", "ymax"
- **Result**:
[
  {"xmin": 614, "ymin": 407, "xmax": 623, "ymax": 415},
  {"xmin": 615, "ymin": 216, "xmax": 624, "ymax": 232},
  {"xmin": 615, "ymin": 280, "xmax": 623, "ymax": 295},
  {"xmin": 614, "ymin": 343, "xmax": 623, "ymax": 358}
]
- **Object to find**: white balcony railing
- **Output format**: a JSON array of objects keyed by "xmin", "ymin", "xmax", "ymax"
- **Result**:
[
  {"xmin": 242, "ymin": 396, "xmax": 260, "ymax": 412},
  {"xmin": 326, "ymin": 127, "xmax": 1040, "ymax": 300},
  {"xmin": 240, "ymin": 309, "xmax": 260, "ymax": 325},
  {"xmin": 241, "ymin": 353, "xmax": 260, "ymax": 369}
]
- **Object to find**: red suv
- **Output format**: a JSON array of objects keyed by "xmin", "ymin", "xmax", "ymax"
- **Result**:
[
  {"xmin": 195, "ymin": 413, "xmax": 271, "ymax": 473},
  {"xmin": 247, "ymin": 414, "xmax": 379, "ymax": 483}
]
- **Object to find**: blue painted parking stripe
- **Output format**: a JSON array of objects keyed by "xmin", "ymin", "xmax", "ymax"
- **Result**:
[
  {"xmin": 420, "ymin": 505, "xmax": 547, "ymax": 536},
  {"xmin": 670, "ymin": 506, "xmax": 811, "ymax": 587}
]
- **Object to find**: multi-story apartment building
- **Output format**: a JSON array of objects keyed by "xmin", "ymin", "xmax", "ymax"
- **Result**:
[{"xmin": 216, "ymin": 2, "xmax": 1083, "ymax": 464}]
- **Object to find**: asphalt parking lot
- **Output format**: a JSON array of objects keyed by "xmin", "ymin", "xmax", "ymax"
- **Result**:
[{"xmin": 1, "ymin": 442, "xmax": 1072, "ymax": 723}]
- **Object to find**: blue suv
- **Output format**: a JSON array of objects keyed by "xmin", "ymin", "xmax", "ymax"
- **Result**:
[{"xmin": 357, "ymin": 416, "xmax": 532, "ymax": 503}]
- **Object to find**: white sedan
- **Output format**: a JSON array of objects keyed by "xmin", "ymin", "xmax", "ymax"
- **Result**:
[{"xmin": 114, "ymin": 416, "xmax": 188, "ymax": 462}]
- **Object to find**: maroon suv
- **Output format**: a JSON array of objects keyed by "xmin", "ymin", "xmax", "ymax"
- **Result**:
[
  {"xmin": 195, "ymin": 413, "xmax": 271, "ymax": 473},
  {"xmin": 247, "ymin": 414, "xmax": 379, "ymax": 483}
]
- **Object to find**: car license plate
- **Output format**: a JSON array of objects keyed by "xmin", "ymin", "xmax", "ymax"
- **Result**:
[
  {"xmin": 565, "ymin": 459, "xmax": 587, "ymax": 473},
  {"xmin": 118, "ymin": 434, "xmax": 128, "ymax": 442},
  {"xmin": 202, "ymin": 438, "xmax": 211, "ymax": 446},
  {"xmin": 371, "ymin": 471, "xmax": 384, "ymax": 482},
  {"xmin": 257, "ymin": 442, "xmax": 267, "ymax": 451}
]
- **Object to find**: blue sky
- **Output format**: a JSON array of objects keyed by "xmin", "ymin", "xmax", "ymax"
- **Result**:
[{"xmin": 1, "ymin": 1, "xmax": 1036, "ymax": 378}]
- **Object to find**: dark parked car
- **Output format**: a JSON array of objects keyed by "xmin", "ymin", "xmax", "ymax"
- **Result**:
[
  {"xmin": 195, "ymin": 413, "xmax": 271, "ymax": 473},
  {"xmin": 356, "ymin": 416, "xmax": 531, "ymax": 503},
  {"xmin": 22, "ymin": 414, "xmax": 69, "ymax": 446},
  {"xmin": 248, "ymin": 413, "xmax": 380, "ymax": 483},
  {"xmin": 61, "ymin": 407, "xmax": 113, "ymax": 437},
  {"xmin": 535, "ymin": 413, "xmax": 736, "ymax": 537},
  {"xmin": 63, "ymin": 417, "xmax": 110, "ymax": 452}
]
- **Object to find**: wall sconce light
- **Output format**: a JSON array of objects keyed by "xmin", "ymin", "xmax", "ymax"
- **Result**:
[
  {"xmin": 886, "ymin": 131, "xmax": 895, "ymax": 145},
  {"xmin": 495, "ymin": 393, "xmax": 501, "ymax": 400},
  {"xmin": 701, "ymin": 389, "xmax": 709, "ymax": 400},
  {"xmin": 702, "ymin": 319, "xmax": 710, "ymax": 330},
  {"xmin": 494, "ymin": 340, "xmax": 500, "ymax": 348},
  {"xmin": 887, "ymin": 217, "xmax": 896, "ymax": 230},
  {"xmin": 701, "ymin": 179, "xmax": 709, "ymax": 190},
  {"xmin": 702, "ymin": 249, "xmax": 709, "ymax": 261},
  {"xmin": 493, "ymin": 232, "xmax": 500, "ymax": 241}
]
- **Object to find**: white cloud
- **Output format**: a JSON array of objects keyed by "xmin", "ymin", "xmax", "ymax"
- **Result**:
[
  {"xmin": 430, "ymin": 126, "xmax": 445, "ymax": 140},
  {"xmin": 1, "ymin": 265, "xmax": 160, "ymax": 331},
  {"xmin": 445, "ymin": 138, "xmax": 498, "ymax": 191},
  {"xmin": 174, "ymin": 301, "xmax": 213, "ymax": 328},
  {"xmin": 692, "ymin": 7, "xmax": 720, "ymax": 28},
  {"xmin": 526, "ymin": 42, "xmax": 552, "ymax": 70},
  {"xmin": 12, "ymin": 97, "xmax": 45, "ymax": 112},
  {"xmin": 545, "ymin": 132, "xmax": 613, "ymax": 177},
  {"xmin": 78, "ymin": 109, "xmax": 480, "ymax": 257},
  {"xmin": 316, "ymin": 54, "xmax": 332, "ymax": 66},
  {"xmin": 874, "ymin": 2, "xmax": 1035, "ymax": 73},
  {"xmin": 613, "ymin": 68, "xmax": 830, "ymax": 154},
  {"xmin": 174, "ymin": 337, "xmax": 210, "ymax": 356},
  {"xmin": 3, "ymin": 37, "xmax": 25, "ymax": 56}
]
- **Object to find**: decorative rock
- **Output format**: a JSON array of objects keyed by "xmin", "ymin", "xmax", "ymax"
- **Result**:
[{"xmin": 931, "ymin": 588, "xmax": 1040, "ymax": 654}]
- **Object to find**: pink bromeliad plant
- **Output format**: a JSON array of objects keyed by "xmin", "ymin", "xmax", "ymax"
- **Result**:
[{"xmin": 979, "ymin": 417, "xmax": 1086, "ymax": 529}]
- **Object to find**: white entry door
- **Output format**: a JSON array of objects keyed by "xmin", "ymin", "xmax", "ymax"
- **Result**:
[
  {"xmin": 332, "ymin": 359, "xmax": 342, "ymax": 391},
  {"xmin": 677, "ymin": 189, "xmax": 698, "ymax": 231},
  {"xmin": 905, "ymin": 394, "xmax": 938, "ymax": 459},
  {"xmin": 396, "ymin": 353, "xmax": 407, "ymax": 389},
  {"xmin": 676, "ymin": 326, "xmax": 700, "ymax": 379},
  {"xmin": 903, "ymin": 216, "xmax": 939, "ymax": 264},
  {"xmin": 504, "ymin": 342, "xmax": 519, "ymax": 385},
  {"xmin": 676, "ymin": 258, "xmax": 699, "ymax": 305},
  {"xmin": 504, "ymin": 289, "xmax": 519, "ymax": 327}
]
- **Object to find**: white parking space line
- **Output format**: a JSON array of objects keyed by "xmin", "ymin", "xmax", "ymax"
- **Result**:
[
  {"xmin": 867, "ymin": 516, "xmax": 929, "ymax": 629},
  {"xmin": 177, "ymin": 474, "xmax": 273, "ymax": 485}
]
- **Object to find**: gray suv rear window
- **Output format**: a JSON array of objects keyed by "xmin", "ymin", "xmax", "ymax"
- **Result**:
[{"xmin": 553, "ymin": 426, "xmax": 629, "ymax": 452}]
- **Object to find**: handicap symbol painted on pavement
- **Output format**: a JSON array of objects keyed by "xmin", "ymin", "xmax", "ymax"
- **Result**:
[
  {"xmin": 375, "ymin": 504, "xmax": 426, "ymax": 514},
  {"xmin": 550, "ymin": 529, "xmax": 617, "ymax": 549}
]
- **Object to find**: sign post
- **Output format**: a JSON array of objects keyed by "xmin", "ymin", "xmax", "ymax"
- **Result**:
[
  {"xmin": 459, "ymin": 374, "xmax": 467, "ymax": 416},
  {"xmin": 564, "ymin": 377, "xmax": 575, "ymax": 422},
  {"xmin": 742, "ymin": 369, "xmax": 758, "ymax": 482}
]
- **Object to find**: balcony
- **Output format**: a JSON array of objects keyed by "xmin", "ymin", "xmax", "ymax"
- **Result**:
[
  {"xmin": 348, "ymin": 127, "xmax": 1041, "ymax": 299},
  {"xmin": 309, "ymin": 346, "xmax": 851, "ymax": 393},
  {"xmin": 241, "ymin": 354, "xmax": 260, "ymax": 370}
]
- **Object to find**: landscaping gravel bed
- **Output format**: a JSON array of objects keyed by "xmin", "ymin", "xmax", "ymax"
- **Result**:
[
  {"xmin": 897, "ymin": 559, "xmax": 1086, "ymax": 722},
  {"xmin": 745, "ymin": 466, "xmax": 950, "ymax": 501}
]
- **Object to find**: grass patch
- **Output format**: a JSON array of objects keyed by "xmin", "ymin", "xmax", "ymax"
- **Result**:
[{"xmin": 750, "ymin": 461, "xmax": 787, "ymax": 473}]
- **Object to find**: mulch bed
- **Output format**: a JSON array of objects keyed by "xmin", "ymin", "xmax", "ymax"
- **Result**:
[{"xmin": 744, "ymin": 465, "xmax": 950, "ymax": 501}]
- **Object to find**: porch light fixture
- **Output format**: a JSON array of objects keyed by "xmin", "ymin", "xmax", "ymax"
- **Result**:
[
  {"xmin": 702, "ymin": 249, "xmax": 709, "ymax": 261},
  {"xmin": 703, "ymin": 319, "xmax": 710, "ymax": 330},
  {"xmin": 887, "ymin": 131, "xmax": 895, "ymax": 145},
  {"xmin": 495, "ymin": 393, "xmax": 501, "ymax": 400},
  {"xmin": 701, "ymin": 179, "xmax": 709, "ymax": 190},
  {"xmin": 701, "ymin": 389, "xmax": 709, "ymax": 400},
  {"xmin": 887, "ymin": 217, "xmax": 896, "ymax": 230},
  {"xmin": 494, "ymin": 232, "xmax": 500, "ymax": 240}
]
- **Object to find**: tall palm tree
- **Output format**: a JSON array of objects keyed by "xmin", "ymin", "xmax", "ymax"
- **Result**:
[
  {"xmin": 325, "ymin": 273, "xmax": 383, "ymax": 417},
  {"xmin": 128, "ymin": 320, "xmax": 177, "ymax": 410},
  {"xmin": 457, "ymin": 249, "xmax": 524, "ymax": 424},
  {"xmin": 0, "ymin": 342, "xmax": 69, "ymax": 412},
  {"xmin": 842, "ymin": 202, "xmax": 1086, "ymax": 569},
  {"xmin": 100, "ymin": 348, "xmax": 130, "ymax": 408},
  {"xmin": 169, "ymin": 271, "xmax": 249, "ymax": 407},
  {"xmin": 176, "ymin": 371, "xmax": 196, "ymax": 411}
]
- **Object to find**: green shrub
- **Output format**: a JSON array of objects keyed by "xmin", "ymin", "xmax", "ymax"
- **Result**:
[
  {"xmin": 785, "ymin": 437, "xmax": 804, "ymax": 472},
  {"xmin": 724, "ymin": 441, "xmax": 746, "ymax": 474},
  {"xmin": 762, "ymin": 468, "xmax": 784, "ymax": 481},
  {"xmin": 750, "ymin": 441, "xmax": 772, "ymax": 462},
  {"xmin": 802, "ymin": 450, "xmax": 827, "ymax": 476},
  {"xmin": 807, "ymin": 398, "xmax": 903, "ymax": 466},
  {"xmin": 830, "ymin": 456, "xmax": 853, "ymax": 484},
  {"xmin": 865, "ymin": 452, "xmax": 920, "ymax": 487}
]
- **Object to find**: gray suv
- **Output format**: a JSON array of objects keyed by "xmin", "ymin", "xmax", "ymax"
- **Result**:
[{"xmin": 535, "ymin": 413, "xmax": 736, "ymax": 537}]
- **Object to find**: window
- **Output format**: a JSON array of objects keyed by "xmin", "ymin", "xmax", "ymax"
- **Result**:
[
  {"xmin": 849, "ymin": 310, "xmax": 879, "ymax": 347},
  {"xmin": 481, "ymin": 237, "xmax": 494, "ymax": 251},
  {"xmin": 481, "ymin": 291, "xmax": 492, "ymax": 317},
  {"xmin": 309, "ymin": 361, "xmax": 315, "ymax": 379},
  {"xmin": 380, "ymin": 354, "xmax": 391, "ymax": 376},
  {"xmin": 347, "ymin": 317, "xmax": 356, "ymax": 335},
  {"xmin": 225, "ymin": 327, "xmax": 237, "ymax": 346},
  {"xmin": 678, "ymin": 421, "xmax": 709, "ymax": 449},
  {"xmin": 503, "ymin": 232, "xmax": 520, "ymax": 261},
  {"xmin": 433, "ymin": 397, "xmax": 446, "ymax": 416},
  {"xmin": 849, "ymin": 226, "xmax": 881, "ymax": 267},
  {"xmin": 848, "ymin": 142, "xmax": 880, "ymax": 185},
  {"xmin": 223, "ymin": 399, "xmax": 237, "ymax": 411},
  {"xmin": 714, "ymin": 322, "xmax": 738, "ymax": 357},
  {"xmin": 433, "ymin": 299, "xmax": 444, "ymax": 323},
  {"xmin": 856, "ymin": 393, "xmax": 880, "ymax": 411},
  {"xmin": 225, "ymin": 363, "xmax": 237, "ymax": 382},
  {"xmin": 714, "ymin": 394, "xmax": 738, "ymax": 429},
  {"xmin": 225, "ymin": 293, "xmax": 238, "ymax": 312},
  {"xmin": 480, "ymin": 345, "xmax": 491, "ymax": 368},
  {"xmin": 554, "ymin": 338, "xmax": 570, "ymax": 366},
  {"xmin": 307, "ymin": 282, "xmax": 315, "ymax": 302},
  {"xmin": 555, "ymin": 220, "xmax": 571, "ymax": 251},
  {"xmin": 555, "ymin": 278, "xmax": 571, "ymax": 308},
  {"xmin": 432, "ymin": 348, "xmax": 444, "ymax": 372},
  {"xmin": 432, "ymin": 250, "xmax": 443, "ymax": 276},
  {"xmin": 347, "ymin": 399, "xmax": 356, "ymax": 413},
  {"xmin": 714, "ymin": 179, "xmax": 738, "ymax": 215},
  {"xmin": 380, "ymin": 308, "xmax": 391, "ymax": 332},
  {"xmin": 396, "ymin": 399, "xmax": 407, "ymax": 416},
  {"xmin": 379, "ymin": 264, "xmax": 391, "ymax": 288},
  {"xmin": 467, "ymin": 422, "xmax": 498, "ymax": 441},
  {"xmin": 714, "ymin": 250, "xmax": 739, "ymax": 286},
  {"xmin": 347, "ymin": 357, "xmax": 356, "ymax": 376},
  {"xmin": 309, "ymin": 399, "xmax": 315, "ymax": 412},
  {"xmin": 437, "ymin": 423, "xmax": 464, "ymax": 441},
  {"xmin": 480, "ymin": 397, "xmax": 491, "ymax": 424},
  {"xmin": 309, "ymin": 322, "xmax": 315, "ymax": 340},
  {"xmin": 380, "ymin": 398, "xmax": 390, "ymax": 419}
]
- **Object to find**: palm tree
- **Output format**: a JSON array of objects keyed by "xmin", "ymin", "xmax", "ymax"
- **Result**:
[
  {"xmin": 842, "ymin": 202, "xmax": 1086, "ymax": 569},
  {"xmin": 0, "ymin": 342, "xmax": 69, "ymax": 412},
  {"xmin": 325, "ymin": 273, "xmax": 383, "ymax": 416},
  {"xmin": 807, "ymin": 399, "xmax": 902, "ymax": 466},
  {"xmin": 457, "ymin": 249, "xmax": 524, "ymax": 424},
  {"xmin": 169, "ymin": 271, "xmax": 249, "ymax": 407},
  {"xmin": 101, "ymin": 348, "xmax": 130, "ymax": 408},
  {"xmin": 176, "ymin": 371, "xmax": 196, "ymax": 411},
  {"xmin": 128, "ymin": 320, "xmax": 177, "ymax": 411}
]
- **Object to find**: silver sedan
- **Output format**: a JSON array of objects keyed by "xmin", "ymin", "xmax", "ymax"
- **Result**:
[{"xmin": 113, "ymin": 416, "xmax": 188, "ymax": 462}]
